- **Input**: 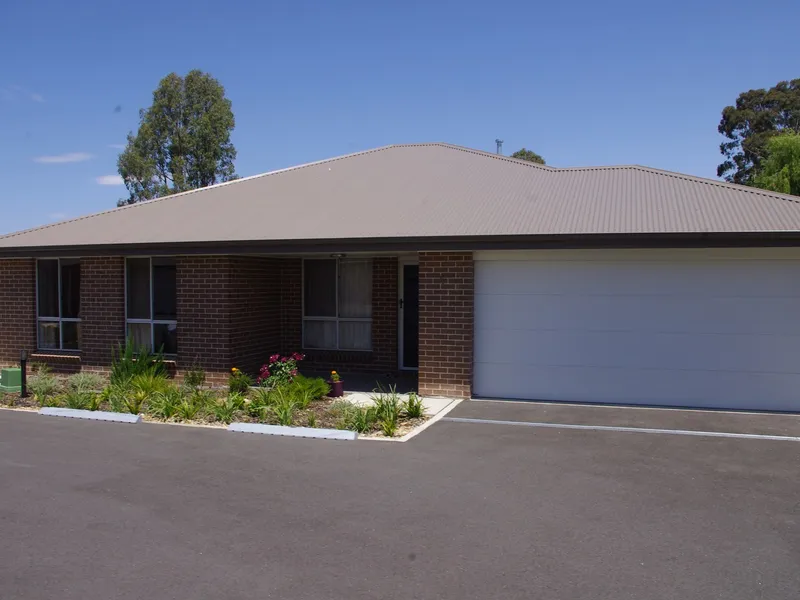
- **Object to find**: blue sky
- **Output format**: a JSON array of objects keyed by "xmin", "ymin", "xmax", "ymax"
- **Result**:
[{"xmin": 1, "ymin": 0, "xmax": 798, "ymax": 234}]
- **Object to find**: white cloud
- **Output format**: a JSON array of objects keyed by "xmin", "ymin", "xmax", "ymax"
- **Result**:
[
  {"xmin": 34, "ymin": 152, "xmax": 93, "ymax": 164},
  {"xmin": 3, "ymin": 84, "xmax": 44, "ymax": 103},
  {"xmin": 48, "ymin": 212, "xmax": 68, "ymax": 221},
  {"xmin": 108, "ymin": 144, "xmax": 125, "ymax": 150},
  {"xmin": 96, "ymin": 174, "xmax": 124, "ymax": 185}
]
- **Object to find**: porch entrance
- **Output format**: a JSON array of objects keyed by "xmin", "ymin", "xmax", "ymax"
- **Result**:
[{"xmin": 399, "ymin": 263, "xmax": 419, "ymax": 370}]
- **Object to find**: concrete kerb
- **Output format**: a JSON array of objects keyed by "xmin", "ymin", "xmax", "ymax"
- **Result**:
[
  {"xmin": 228, "ymin": 423, "xmax": 357, "ymax": 440},
  {"xmin": 39, "ymin": 407, "xmax": 141, "ymax": 424}
]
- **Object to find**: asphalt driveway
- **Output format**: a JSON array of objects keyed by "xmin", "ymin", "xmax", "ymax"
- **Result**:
[{"xmin": 1, "ymin": 408, "xmax": 798, "ymax": 600}]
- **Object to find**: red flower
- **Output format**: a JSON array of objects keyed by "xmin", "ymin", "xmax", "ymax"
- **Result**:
[
  {"xmin": 269, "ymin": 354, "xmax": 280, "ymax": 364},
  {"xmin": 291, "ymin": 352, "xmax": 304, "ymax": 361},
  {"xmin": 290, "ymin": 369, "xmax": 298, "ymax": 376}
]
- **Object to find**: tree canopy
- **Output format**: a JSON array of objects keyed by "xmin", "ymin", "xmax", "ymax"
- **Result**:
[
  {"xmin": 510, "ymin": 148, "xmax": 546, "ymax": 164},
  {"xmin": 117, "ymin": 70, "xmax": 237, "ymax": 206},
  {"xmin": 717, "ymin": 79, "xmax": 800, "ymax": 185},
  {"xmin": 752, "ymin": 132, "xmax": 800, "ymax": 196}
]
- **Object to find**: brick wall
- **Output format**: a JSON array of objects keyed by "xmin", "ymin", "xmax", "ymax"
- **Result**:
[
  {"xmin": 176, "ymin": 256, "xmax": 233, "ymax": 384},
  {"xmin": 80, "ymin": 257, "xmax": 125, "ymax": 372},
  {"xmin": 280, "ymin": 258, "xmax": 399, "ymax": 374},
  {"xmin": 229, "ymin": 256, "xmax": 281, "ymax": 375},
  {"xmin": 418, "ymin": 252, "xmax": 474, "ymax": 398},
  {"xmin": 0, "ymin": 259, "xmax": 36, "ymax": 366}
]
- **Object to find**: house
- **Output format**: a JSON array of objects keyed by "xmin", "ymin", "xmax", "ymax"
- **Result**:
[{"xmin": 2, "ymin": 143, "xmax": 800, "ymax": 412}]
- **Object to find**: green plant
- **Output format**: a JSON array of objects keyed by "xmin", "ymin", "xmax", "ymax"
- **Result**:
[
  {"xmin": 148, "ymin": 386, "xmax": 185, "ymax": 421},
  {"xmin": 211, "ymin": 394, "xmax": 241, "ymax": 424},
  {"xmin": 110, "ymin": 339, "xmax": 166, "ymax": 386},
  {"xmin": 403, "ymin": 392, "xmax": 424, "ymax": 419},
  {"xmin": 291, "ymin": 375, "xmax": 330, "ymax": 405},
  {"xmin": 122, "ymin": 373, "xmax": 169, "ymax": 414},
  {"xmin": 228, "ymin": 368, "xmax": 252, "ymax": 394},
  {"xmin": 87, "ymin": 393, "xmax": 104, "ymax": 411},
  {"xmin": 28, "ymin": 373, "xmax": 60, "ymax": 407},
  {"xmin": 330, "ymin": 370, "xmax": 340, "ymax": 383},
  {"xmin": 64, "ymin": 390, "xmax": 92, "ymax": 410},
  {"xmin": 183, "ymin": 367, "xmax": 206, "ymax": 390},
  {"xmin": 106, "ymin": 385, "xmax": 128, "ymax": 413},
  {"xmin": 257, "ymin": 353, "xmax": 304, "ymax": 387},
  {"xmin": 372, "ymin": 384, "xmax": 402, "ymax": 424},
  {"xmin": 176, "ymin": 390, "xmax": 210, "ymax": 421},
  {"xmin": 270, "ymin": 386, "xmax": 297, "ymax": 426},
  {"xmin": 380, "ymin": 417, "xmax": 397, "ymax": 437},
  {"xmin": 66, "ymin": 372, "xmax": 104, "ymax": 394},
  {"xmin": 332, "ymin": 400, "xmax": 376, "ymax": 433},
  {"xmin": 247, "ymin": 387, "xmax": 273, "ymax": 419},
  {"xmin": 307, "ymin": 412, "xmax": 317, "ymax": 428}
]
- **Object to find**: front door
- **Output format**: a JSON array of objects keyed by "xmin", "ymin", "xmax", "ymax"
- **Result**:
[{"xmin": 400, "ymin": 264, "xmax": 419, "ymax": 369}]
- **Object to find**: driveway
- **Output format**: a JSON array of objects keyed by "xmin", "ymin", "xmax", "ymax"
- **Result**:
[{"xmin": 1, "ymin": 408, "xmax": 798, "ymax": 600}]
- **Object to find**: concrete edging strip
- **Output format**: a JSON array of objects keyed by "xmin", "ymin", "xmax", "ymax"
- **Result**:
[
  {"xmin": 228, "ymin": 423, "xmax": 358, "ymax": 440},
  {"xmin": 442, "ymin": 417, "xmax": 800, "ymax": 442},
  {"xmin": 39, "ymin": 407, "xmax": 141, "ymax": 424}
]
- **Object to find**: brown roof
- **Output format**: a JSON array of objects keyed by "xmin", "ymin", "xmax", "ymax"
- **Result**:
[{"xmin": 3, "ymin": 142, "xmax": 800, "ymax": 254}]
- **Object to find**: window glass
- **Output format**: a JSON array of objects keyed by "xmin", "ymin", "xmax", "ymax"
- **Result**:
[
  {"xmin": 303, "ymin": 320, "xmax": 337, "ymax": 349},
  {"xmin": 127, "ymin": 322, "xmax": 151, "ymax": 350},
  {"xmin": 303, "ymin": 259, "xmax": 337, "ymax": 317},
  {"xmin": 152, "ymin": 258, "xmax": 177, "ymax": 321},
  {"xmin": 126, "ymin": 258, "xmax": 151, "ymax": 320},
  {"xmin": 62, "ymin": 321, "xmax": 80, "ymax": 350},
  {"xmin": 37, "ymin": 260, "xmax": 59, "ymax": 318},
  {"xmin": 338, "ymin": 260, "xmax": 372, "ymax": 318},
  {"xmin": 338, "ymin": 321, "xmax": 371, "ymax": 350},
  {"xmin": 38, "ymin": 322, "xmax": 59, "ymax": 350},
  {"xmin": 60, "ymin": 259, "xmax": 81, "ymax": 319},
  {"xmin": 153, "ymin": 323, "xmax": 178, "ymax": 355}
]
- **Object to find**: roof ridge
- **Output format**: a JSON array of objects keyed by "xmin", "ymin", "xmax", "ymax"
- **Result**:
[{"xmin": 0, "ymin": 145, "xmax": 397, "ymax": 242}]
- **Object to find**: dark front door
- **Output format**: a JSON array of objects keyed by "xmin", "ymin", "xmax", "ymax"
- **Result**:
[{"xmin": 402, "ymin": 264, "xmax": 419, "ymax": 369}]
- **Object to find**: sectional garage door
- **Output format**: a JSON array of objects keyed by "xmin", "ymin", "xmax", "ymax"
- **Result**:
[{"xmin": 473, "ymin": 249, "xmax": 800, "ymax": 412}]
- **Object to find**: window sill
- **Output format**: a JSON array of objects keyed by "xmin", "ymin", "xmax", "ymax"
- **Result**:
[{"xmin": 31, "ymin": 352, "xmax": 82, "ymax": 361}]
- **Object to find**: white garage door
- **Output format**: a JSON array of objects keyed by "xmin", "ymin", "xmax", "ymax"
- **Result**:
[{"xmin": 473, "ymin": 249, "xmax": 800, "ymax": 412}]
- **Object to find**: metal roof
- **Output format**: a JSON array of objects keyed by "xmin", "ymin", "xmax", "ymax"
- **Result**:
[{"xmin": 3, "ymin": 142, "xmax": 800, "ymax": 254}]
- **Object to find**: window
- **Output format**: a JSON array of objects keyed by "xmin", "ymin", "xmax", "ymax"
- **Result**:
[
  {"xmin": 126, "ymin": 257, "xmax": 177, "ymax": 354},
  {"xmin": 37, "ymin": 259, "xmax": 81, "ymax": 350},
  {"xmin": 303, "ymin": 259, "xmax": 372, "ymax": 350}
]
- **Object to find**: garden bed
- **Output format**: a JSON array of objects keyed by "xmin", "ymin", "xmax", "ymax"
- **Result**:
[{"xmin": 0, "ymin": 348, "xmax": 429, "ymax": 438}]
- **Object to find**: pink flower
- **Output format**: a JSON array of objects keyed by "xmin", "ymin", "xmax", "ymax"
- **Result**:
[
  {"xmin": 291, "ymin": 352, "xmax": 304, "ymax": 361},
  {"xmin": 281, "ymin": 356, "xmax": 289, "ymax": 363},
  {"xmin": 269, "ymin": 354, "xmax": 280, "ymax": 364},
  {"xmin": 290, "ymin": 369, "xmax": 298, "ymax": 376}
]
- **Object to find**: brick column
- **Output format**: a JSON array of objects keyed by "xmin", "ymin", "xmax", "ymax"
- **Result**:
[
  {"xmin": 0, "ymin": 259, "xmax": 36, "ymax": 366},
  {"xmin": 372, "ymin": 257, "xmax": 398, "ymax": 372},
  {"xmin": 81, "ymin": 257, "xmax": 125, "ymax": 371},
  {"xmin": 418, "ymin": 252, "xmax": 474, "ymax": 399},
  {"xmin": 176, "ymin": 256, "xmax": 233, "ymax": 384}
]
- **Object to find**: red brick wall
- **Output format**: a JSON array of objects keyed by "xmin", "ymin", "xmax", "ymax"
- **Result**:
[
  {"xmin": 229, "ymin": 256, "xmax": 281, "ymax": 375},
  {"xmin": 176, "ymin": 256, "xmax": 233, "ymax": 383},
  {"xmin": 80, "ymin": 257, "xmax": 125, "ymax": 372},
  {"xmin": 280, "ymin": 258, "xmax": 399, "ymax": 374},
  {"xmin": 0, "ymin": 259, "xmax": 36, "ymax": 366},
  {"xmin": 418, "ymin": 252, "xmax": 474, "ymax": 398}
]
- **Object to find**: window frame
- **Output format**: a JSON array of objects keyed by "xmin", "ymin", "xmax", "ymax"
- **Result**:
[
  {"xmin": 124, "ymin": 257, "xmax": 178, "ymax": 356},
  {"xmin": 302, "ymin": 258, "xmax": 373, "ymax": 351},
  {"xmin": 36, "ymin": 258, "xmax": 81, "ymax": 352}
]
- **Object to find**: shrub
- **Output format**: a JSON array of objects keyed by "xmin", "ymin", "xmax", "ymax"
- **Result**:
[
  {"xmin": 64, "ymin": 390, "xmax": 92, "ymax": 410},
  {"xmin": 66, "ymin": 372, "xmax": 104, "ymax": 394},
  {"xmin": 403, "ymin": 392, "xmax": 424, "ymax": 419},
  {"xmin": 332, "ymin": 400, "xmax": 376, "ymax": 433},
  {"xmin": 380, "ymin": 417, "xmax": 397, "ymax": 437},
  {"xmin": 307, "ymin": 412, "xmax": 317, "ymax": 428},
  {"xmin": 106, "ymin": 385, "xmax": 128, "ymax": 413},
  {"xmin": 148, "ymin": 386, "xmax": 185, "ymax": 421},
  {"xmin": 211, "ymin": 393, "xmax": 243, "ymax": 424},
  {"xmin": 110, "ymin": 339, "xmax": 166, "ymax": 386},
  {"xmin": 257, "ymin": 353, "xmax": 304, "ymax": 388},
  {"xmin": 87, "ymin": 393, "xmax": 104, "ymax": 411},
  {"xmin": 270, "ymin": 387, "xmax": 297, "ymax": 426},
  {"xmin": 176, "ymin": 390, "xmax": 210, "ymax": 421},
  {"xmin": 28, "ymin": 373, "xmax": 60, "ymax": 407},
  {"xmin": 228, "ymin": 368, "xmax": 252, "ymax": 394},
  {"xmin": 292, "ymin": 375, "xmax": 330, "ymax": 405},
  {"xmin": 372, "ymin": 385, "xmax": 402, "ymax": 424},
  {"xmin": 248, "ymin": 387, "xmax": 273, "ymax": 419},
  {"xmin": 183, "ymin": 368, "xmax": 206, "ymax": 390},
  {"xmin": 123, "ymin": 373, "xmax": 169, "ymax": 414}
]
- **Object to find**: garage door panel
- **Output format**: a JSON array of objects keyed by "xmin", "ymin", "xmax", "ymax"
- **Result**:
[
  {"xmin": 476, "ymin": 260, "xmax": 800, "ymax": 298},
  {"xmin": 475, "ymin": 293, "xmax": 800, "ymax": 336},
  {"xmin": 473, "ymin": 362, "xmax": 800, "ymax": 411},
  {"xmin": 474, "ymin": 328, "xmax": 800, "ymax": 374},
  {"xmin": 473, "ymin": 251, "xmax": 800, "ymax": 410}
]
